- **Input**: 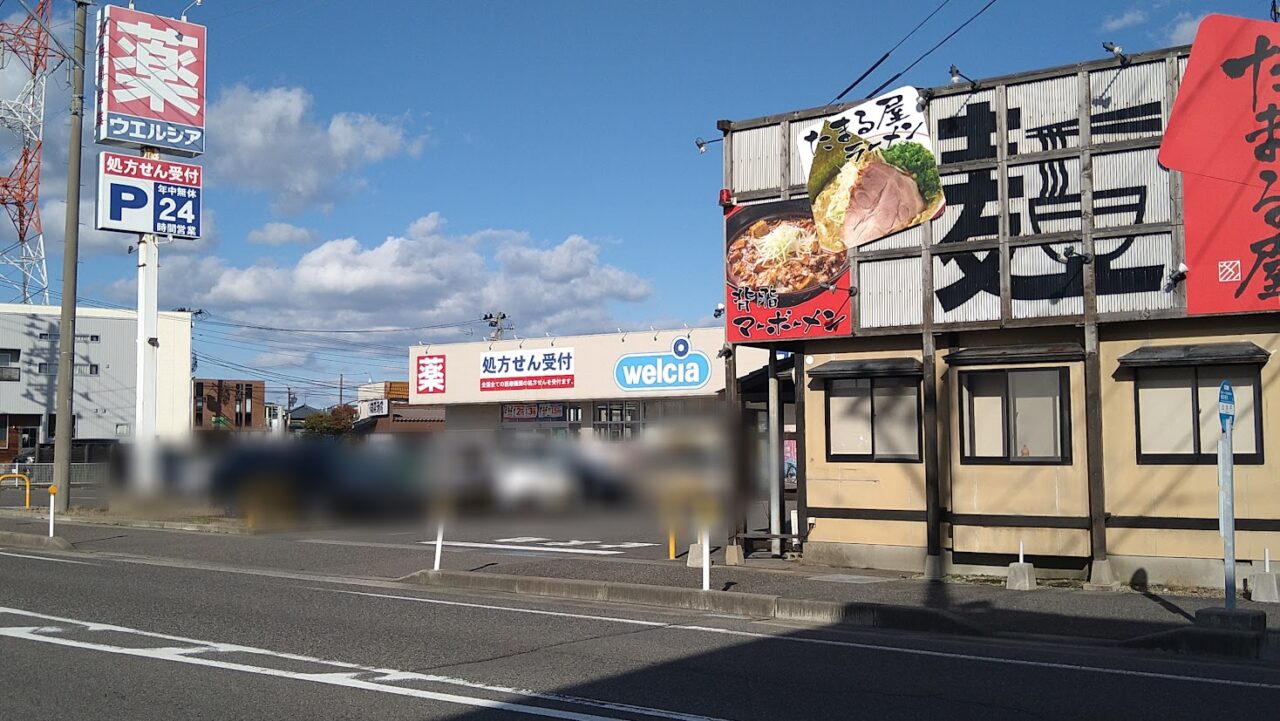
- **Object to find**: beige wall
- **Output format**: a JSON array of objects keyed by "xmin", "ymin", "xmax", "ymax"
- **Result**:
[
  {"xmin": 1100, "ymin": 319, "xmax": 1280, "ymax": 560},
  {"xmin": 801, "ymin": 316, "xmax": 1280, "ymax": 568},
  {"xmin": 801, "ymin": 336, "xmax": 927, "ymax": 548}
]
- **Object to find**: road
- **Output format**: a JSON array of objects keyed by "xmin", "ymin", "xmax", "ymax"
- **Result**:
[{"xmin": 2, "ymin": 540, "xmax": 1279, "ymax": 719}]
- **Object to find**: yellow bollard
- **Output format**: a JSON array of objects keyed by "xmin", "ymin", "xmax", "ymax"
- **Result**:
[
  {"xmin": 0, "ymin": 473, "xmax": 31, "ymax": 509},
  {"xmin": 668, "ymin": 524, "xmax": 677, "ymax": 561}
]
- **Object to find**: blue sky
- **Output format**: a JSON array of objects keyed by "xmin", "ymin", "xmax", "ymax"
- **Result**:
[{"xmin": 0, "ymin": 0, "xmax": 1263, "ymax": 403}]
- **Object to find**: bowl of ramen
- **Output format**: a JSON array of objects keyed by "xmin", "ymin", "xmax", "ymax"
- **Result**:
[{"xmin": 726, "ymin": 214, "xmax": 848, "ymax": 305}]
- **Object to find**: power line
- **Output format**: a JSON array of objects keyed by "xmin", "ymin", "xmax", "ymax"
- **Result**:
[
  {"xmin": 867, "ymin": 0, "xmax": 1000, "ymax": 99},
  {"xmin": 829, "ymin": 0, "xmax": 953, "ymax": 104}
]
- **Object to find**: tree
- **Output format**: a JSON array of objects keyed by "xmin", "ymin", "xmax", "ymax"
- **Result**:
[{"xmin": 300, "ymin": 406, "xmax": 355, "ymax": 437}]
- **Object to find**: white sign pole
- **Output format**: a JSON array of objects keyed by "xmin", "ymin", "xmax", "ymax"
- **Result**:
[
  {"xmin": 48, "ymin": 487, "xmax": 55, "ymax": 537},
  {"xmin": 1217, "ymin": 380, "xmax": 1236, "ymax": 611},
  {"xmin": 134, "ymin": 149, "xmax": 161, "ymax": 497},
  {"xmin": 433, "ymin": 522, "xmax": 444, "ymax": 571},
  {"xmin": 701, "ymin": 526, "xmax": 710, "ymax": 591}
]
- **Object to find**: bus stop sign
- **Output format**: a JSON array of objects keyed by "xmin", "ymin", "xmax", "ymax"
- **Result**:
[{"xmin": 1219, "ymin": 380, "xmax": 1235, "ymax": 433}]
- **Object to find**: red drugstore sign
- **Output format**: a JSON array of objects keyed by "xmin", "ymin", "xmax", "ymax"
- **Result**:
[
  {"xmin": 1161, "ymin": 14, "xmax": 1280, "ymax": 314},
  {"xmin": 416, "ymin": 355, "xmax": 446, "ymax": 395},
  {"xmin": 94, "ymin": 5, "xmax": 207, "ymax": 156}
]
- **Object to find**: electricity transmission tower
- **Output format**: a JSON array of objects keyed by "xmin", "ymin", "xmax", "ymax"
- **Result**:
[{"xmin": 0, "ymin": 0, "xmax": 51, "ymax": 304}]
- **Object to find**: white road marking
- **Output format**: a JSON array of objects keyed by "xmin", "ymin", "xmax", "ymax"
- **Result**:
[
  {"xmin": 0, "ymin": 551, "xmax": 96, "ymax": 566},
  {"xmin": 0, "ymin": 606, "xmax": 731, "ymax": 721},
  {"xmin": 315, "ymin": 588, "xmax": 667, "ymax": 627},
  {"xmin": 425, "ymin": 541, "xmax": 623, "ymax": 555},
  {"xmin": 316, "ymin": 588, "xmax": 1280, "ymax": 691}
]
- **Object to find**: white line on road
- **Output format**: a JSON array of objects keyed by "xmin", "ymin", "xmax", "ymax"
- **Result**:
[
  {"xmin": 313, "ymin": 588, "xmax": 667, "ymax": 627},
  {"xmin": 0, "ymin": 551, "xmax": 96, "ymax": 566},
  {"xmin": 423, "ymin": 541, "xmax": 624, "ymax": 555},
  {"xmin": 0, "ymin": 606, "xmax": 731, "ymax": 721},
  {"xmin": 314, "ymin": 588, "xmax": 1280, "ymax": 691}
]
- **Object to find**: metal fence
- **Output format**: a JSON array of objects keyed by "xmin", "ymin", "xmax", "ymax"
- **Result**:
[{"xmin": 2, "ymin": 462, "xmax": 112, "ymax": 487}]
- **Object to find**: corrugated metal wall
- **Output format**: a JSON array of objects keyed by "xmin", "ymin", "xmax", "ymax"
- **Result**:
[
  {"xmin": 1089, "ymin": 61, "xmax": 1165, "ymax": 143},
  {"xmin": 1094, "ymin": 233, "xmax": 1177, "ymax": 314},
  {"xmin": 934, "ymin": 251, "xmax": 1001, "ymax": 324},
  {"xmin": 730, "ymin": 125, "xmax": 782, "ymax": 193},
  {"xmin": 1010, "ymin": 242, "xmax": 1085, "ymax": 318},
  {"xmin": 1006, "ymin": 75, "xmax": 1081, "ymax": 155},
  {"xmin": 1007, "ymin": 157, "xmax": 1083, "ymax": 236},
  {"xmin": 859, "ymin": 257, "xmax": 924, "ymax": 327},
  {"xmin": 723, "ymin": 47, "xmax": 1189, "ymax": 334},
  {"xmin": 1092, "ymin": 148, "xmax": 1170, "ymax": 228}
]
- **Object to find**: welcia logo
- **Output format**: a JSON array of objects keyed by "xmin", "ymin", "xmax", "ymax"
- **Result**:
[{"xmin": 614, "ymin": 337, "xmax": 711, "ymax": 391}]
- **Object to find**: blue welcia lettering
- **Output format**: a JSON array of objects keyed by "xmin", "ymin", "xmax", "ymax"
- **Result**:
[{"xmin": 614, "ymin": 337, "xmax": 711, "ymax": 391}]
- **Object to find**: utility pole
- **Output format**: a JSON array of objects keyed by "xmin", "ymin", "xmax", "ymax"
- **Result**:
[
  {"xmin": 484, "ymin": 312, "xmax": 511, "ymax": 341},
  {"xmin": 51, "ymin": 0, "xmax": 89, "ymax": 514}
]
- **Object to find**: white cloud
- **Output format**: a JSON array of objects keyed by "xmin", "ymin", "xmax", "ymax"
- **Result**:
[
  {"xmin": 1101, "ymin": 9, "xmax": 1147, "ymax": 32},
  {"xmin": 146, "ymin": 214, "xmax": 653, "ymax": 345},
  {"xmin": 207, "ymin": 85, "xmax": 423, "ymax": 213},
  {"xmin": 1167, "ymin": 12, "xmax": 1208, "ymax": 45},
  {"xmin": 247, "ymin": 222, "xmax": 316, "ymax": 246}
]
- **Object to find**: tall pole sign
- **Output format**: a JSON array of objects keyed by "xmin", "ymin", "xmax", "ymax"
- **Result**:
[
  {"xmin": 92, "ymin": 5, "xmax": 206, "ymax": 495},
  {"xmin": 1217, "ymin": 379, "xmax": 1237, "ymax": 611}
]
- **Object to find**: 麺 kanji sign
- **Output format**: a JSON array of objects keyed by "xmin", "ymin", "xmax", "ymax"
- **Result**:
[
  {"xmin": 94, "ymin": 5, "xmax": 206, "ymax": 156},
  {"xmin": 95, "ymin": 151, "xmax": 201, "ymax": 238},
  {"xmin": 1161, "ymin": 14, "xmax": 1280, "ymax": 314}
]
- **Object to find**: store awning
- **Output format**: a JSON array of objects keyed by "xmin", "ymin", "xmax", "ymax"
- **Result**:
[
  {"xmin": 806, "ymin": 357, "xmax": 923, "ymax": 379},
  {"xmin": 1117, "ymin": 342, "xmax": 1271, "ymax": 368},
  {"xmin": 944, "ymin": 343, "xmax": 1085, "ymax": 366}
]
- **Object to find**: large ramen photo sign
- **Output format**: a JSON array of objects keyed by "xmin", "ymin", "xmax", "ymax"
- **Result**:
[{"xmin": 725, "ymin": 86, "xmax": 942, "ymax": 342}]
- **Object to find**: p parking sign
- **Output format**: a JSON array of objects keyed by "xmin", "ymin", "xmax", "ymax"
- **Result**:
[{"xmin": 95, "ymin": 151, "xmax": 202, "ymax": 238}]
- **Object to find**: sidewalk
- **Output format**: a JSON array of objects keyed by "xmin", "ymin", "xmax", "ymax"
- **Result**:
[{"xmin": 415, "ymin": 551, "xmax": 1280, "ymax": 644}]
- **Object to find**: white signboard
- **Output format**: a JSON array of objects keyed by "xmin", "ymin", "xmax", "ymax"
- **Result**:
[
  {"xmin": 479, "ymin": 347, "xmax": 575, "ymax": 392},
  {"xmin": 96, "ymin": 151, "xmax": 202, "ymax": 237},
  {"xmin": 364, "ymin": 398, "xmax": 388, "ymax": 418}
]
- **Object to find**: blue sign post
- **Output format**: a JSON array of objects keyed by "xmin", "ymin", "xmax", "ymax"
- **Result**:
[{"xmin": 1217, "ymin": 380, "xmax": 1237, "ymax": 611}]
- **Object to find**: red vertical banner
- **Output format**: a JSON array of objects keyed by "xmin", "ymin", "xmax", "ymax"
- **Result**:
[{"xmin": 1161, "ymin": 14, "xmax": 1280, "ymax": 314}]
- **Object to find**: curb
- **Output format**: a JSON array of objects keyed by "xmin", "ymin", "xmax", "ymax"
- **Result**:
[
  {"xmin": 0, "ymin": 509, "xmax": 255, "ymax": 535},
  {"xmin": 400, "ymin": 569, "xmax": 985, "ymax": 637},
  {"xmin": 1121, "ymin": 627, "xmax": 1267, "ymax": 660},
  {"xmin": 0, "ymin": 530, "xmax": 74, "ymax": 551}
]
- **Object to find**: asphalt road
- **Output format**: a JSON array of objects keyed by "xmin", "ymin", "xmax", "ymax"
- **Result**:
[{"xmin": 2, "ymin": 543, "xmax": 1279, "ymax": 719}]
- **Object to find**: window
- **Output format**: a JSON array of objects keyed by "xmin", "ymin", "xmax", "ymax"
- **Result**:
[
  {"xmin": 1135, "ymin": 365, "xmax": 1262, "ymax": 464},
  {"xmin": 959, "ymin": 368, "xmax": 1071, "ymax": 464},
  {"xmin": 0, "ymin": 350, "xmax": 19, "ymax": 381},
  {"xmin": 39, "ymin": 333, "xmax": 99, "ymax": 342},
  {"xmin": 194, "ymin": 382, "xmax": 204, "ymax": 426},
  {"xmin": 245, "ymin": 384, "xmax": 253, "ymax": 427},
  {"xmin": 825, "ymin": 376, "xmax": 921, "ymax": 461},
  {"xmin": 594, "ymin": 401, "xmax": 641, "ymax": 440},
  {"xmin": 39, "ymin": 363, "xmax": 98, "ymax": 376}
]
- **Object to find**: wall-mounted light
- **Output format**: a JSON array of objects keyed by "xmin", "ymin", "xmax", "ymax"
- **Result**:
[
  {"xmin": 618, "ymin": 328, "xmax": 627, "ymax": 343},
  {"xmin": 1102, "ymin": 41, "xmax": 1129, "ymax": 65},
  {"xmin": 712, "ymin": 302, "xmax": 726, "ymax": 319},
  {"xmin": 546, "ymin": 332, "xmax": 555, "ymax": 347},
  {"xmin": 695, "ymin": 136, "xmax": 723, "ymax": 155},
  {"xmin": 716, "ymin": 343, "xmax": 734, "ymax": 359},
  {"xmin": 1062, "ymin": 246, "xmax": 1094, "ymax": 264},
  {"xmin": 650, "ymin": 326, "xmax": 658, "ymax": 341},
  {"xmin": 819, "ymin": 281, "xmax": 857, "ymax": 296},
  {"xmin": 1164, "ymin": 262, "xmax": 1189, "ymax": 292},
  {"xmin": 949, "ymin": 64, "xmax": 976, "ymax": 88}
]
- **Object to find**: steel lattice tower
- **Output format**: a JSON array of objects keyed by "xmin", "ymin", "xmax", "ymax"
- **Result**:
[{"xmin": 0, "ymin": 0, "xmax": 51, "ymax": 304}]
